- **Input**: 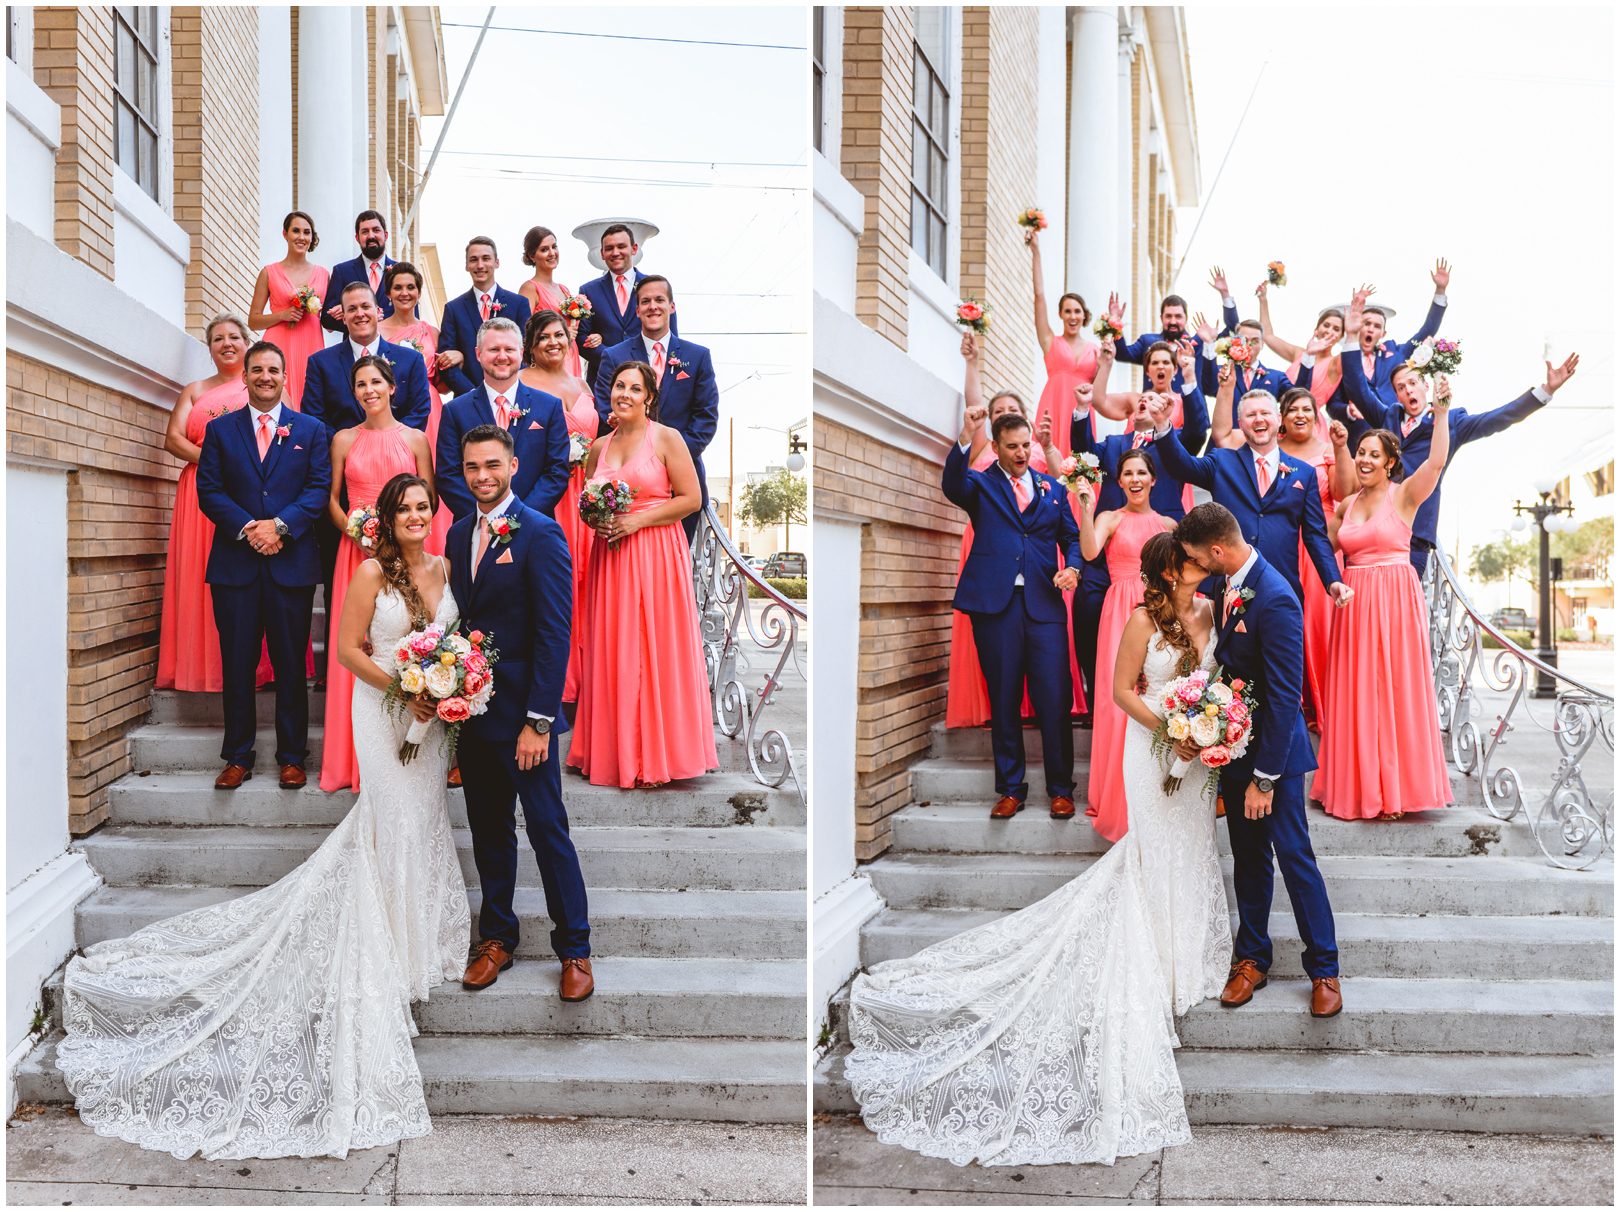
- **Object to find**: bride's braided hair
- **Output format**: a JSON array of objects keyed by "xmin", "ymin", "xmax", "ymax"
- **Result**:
[
  {"xmin": 1137, "ymin": 531, "xmax": 1200, "ymax": 676},
  {"xmin": 371, "ymin": 473, "xmax": 438, "ymax": 629}
]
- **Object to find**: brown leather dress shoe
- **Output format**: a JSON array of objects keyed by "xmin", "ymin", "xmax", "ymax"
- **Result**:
[
  {"xmin": 1219, "ymin": 959, "xmax": 1268, "ymax": 1007},
  {"xmin": 990, "ymin": 795, "xmax": 1024, "ymax": 819},
  {"xmin": 215, "ymin": 764, "xmax": 252, "ymax": 789},
  {"xmin": 447, "ymin": 765, "xmax": 462, "ymax": 789},
  {"xmin": 559, "ymin": 957, "xmax": 594, "ymax": 1002},
  {"xmin": 462, "ymin": 939, "xmax": 514, "ymax": 989},
  {"xmin": 278, "ymin": 765, "xmax": 307, "ymax": 789},
  {"xmin": 1050, "ymin": 796, "xmax": 1076, "ymax": 819},
  {"xmin": 1311, "ymin": 976, "xmax": 1343, "ymax": 1018}
]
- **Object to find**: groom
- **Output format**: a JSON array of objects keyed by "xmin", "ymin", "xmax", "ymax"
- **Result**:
[
  {"xmin": 1174, "ymin": 503, "xmax": 1341, "ymax": 1018},
  {"xmin": 446, "ymin": 424, "xmax": 592, "ymax": 1000}
]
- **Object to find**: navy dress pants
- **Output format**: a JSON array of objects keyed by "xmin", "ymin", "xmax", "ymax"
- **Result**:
[
  {"xmin": 212, "ymin": 569, "xmax": 314, "ymax": 768},
  {"xmin": 969, "ymin": 588, "xmax": 1075, "ymax": 801}
]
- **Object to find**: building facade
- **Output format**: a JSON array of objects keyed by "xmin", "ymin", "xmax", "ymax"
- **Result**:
[
  {"xmin": 5, "ymin": 4, "xmax": 445, "ymax": 1108},
  {"xmin": 811, "ymin": 5, "xmax": 1199, "ymax": 1021}
]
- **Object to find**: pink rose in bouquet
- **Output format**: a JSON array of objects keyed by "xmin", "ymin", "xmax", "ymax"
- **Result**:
[
  {"xmin": 388, "ymin": 626, "xmax": 500, "ymax": 762},
  {"xmin": 410, "ymin": 633, "xmax": 439, "ymax": 656},
  {"xmin": 1226, "ymin": 699, "xmax": 1250, "ymax": 726},
  {"xmin": 462, "ymin": 670, "xmax": 487, "ymax": 695},
  {"xmin": 1225, "ymin": 720, "xmax": 1246, "ymax": 744},
  {"xmin": 1152, "ymin": 668, "xmax": 1257, "ymax": 795},
  {"xmin": 955, "ymin": 298, "xmax": 991, "ymax": 335},
  {"xmin": 1176, "ymin": 681, "xmax": 1205, "ymax": 705},
  {"xmin": 1200, "ymin": 744, "xmax": 1232, "ymax": 768},
  {"xmin": 436, "ymin": 696, "xmax": 472, "ymax": 723}
]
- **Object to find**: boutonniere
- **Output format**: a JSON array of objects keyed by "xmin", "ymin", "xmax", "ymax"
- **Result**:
[
  {"xmin": 507, "ymin": 403, "xmax": 529, "ymax": 422},
  {"xmin": 275, "ymin": 424, "xmax": 292, "ymax": 445},
  {"xmin": 488, "ymin": 299, "xmax": 505, "ymax": 316},
  {"xmin": 486, "ymin": 514, "xmax": 521, "ymax": 548},
  {"xmin": 1231, "ymin": 586, "xmax": 1256, "ymax": 617},
  {"xmin": 668, "ymin": 356, "xmax": 690, "ymax": 378}
]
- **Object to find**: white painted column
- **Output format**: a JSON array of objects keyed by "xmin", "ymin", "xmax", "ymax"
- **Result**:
[
  {"xmin": 1117, "ymin": 25, "xmax": 1136, "ymax": 302},
  {"xmin": 1066, "ymin": 7, "xmax": 1118, "ymax": 319},
  {"xmin": 296, "ymin": 6, "xmax": 357, "ymax": 256},
  {"xmin": 1034, "ymin": 5, "xmax": 1068, "ymax": 364},
  {"xmin": 257, "ymin": 7, "xmax": 293, "ymax": 265}
]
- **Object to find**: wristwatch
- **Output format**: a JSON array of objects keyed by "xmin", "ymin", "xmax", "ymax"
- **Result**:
[
  {"xmin": 527, "ymin": 717, "xmax": 551, "ymax": 736},
  {"xmin": 273, "ymin": 517, "xmax": 290, "ymax": 537},
  {"xmin": 1252, "ymin": 777, "xmax": 1275, "ymax": 794}
]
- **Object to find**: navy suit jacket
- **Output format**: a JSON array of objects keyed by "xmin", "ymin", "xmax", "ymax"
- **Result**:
[
  {"xmin": 320, "ymin": 254, "xmax": 402, "ymax": 333},
  {"xmin": 575, "ymin": 269, "xmax": 679, "ymax": 354},
  {"xmin": 438, "ymin": 286, "xmax": 533, "ymax": 391},
  {"xmin": 1221, "ymin": 361, "xmax": 1297, "ymax": 425},
  {"xmin": 1117, "ymin": 296, "xmax": 1236, "ymax": 395},
  {"xmin": 446, "ymin": 499, "xmax": 572, "ymax": 742},
  {"xmin": 943, "ymin": 442, "xmax": 1083, "ymax": 624},
  {"xmin": 1334, "ymin": 296, "xmax": 1447, "ymax": 409},
  {"xmin": 1152, "ymin": 430, "xmax": 1342, "ymax": 606},
  {"xmin": 1364, "ymin": 385, "xmax": 1549, "ymax": 548},
  {"xmin": 435, "ymin": 383, "xmax": 571, "ymax": 523},
  {"xmin": 593, "ymin": 333, "xmax": 719, "ymax": 507},
  {"xmin": 299, "ymin": 337, "xmax": 431, "ymax": 434},
  {"xmin": 196, "ymin": 406, "xmax": 332, "ymax": 587},
  {"xmin": 1212, "ymin": 551, "xmax": 1316, "ymax": 781},
  {"xmin": 1072, "ymin": 381, "xmax": 1211, "ymax": 518}
]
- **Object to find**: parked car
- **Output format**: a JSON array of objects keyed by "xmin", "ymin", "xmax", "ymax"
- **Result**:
[
  {"xmin": 763, "ymin": 551, "xmax": 807, "ymax": 578},
  {"xmin": 741, "ymin": 555, "xmax": 769, "ymax": 572},
  {"xmin": 1489, "ymin": 607, "xmax": 1535, "ymax": 632}
]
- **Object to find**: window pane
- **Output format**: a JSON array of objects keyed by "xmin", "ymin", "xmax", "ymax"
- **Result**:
[
  {"xmin": 116, "ymin": 6, "xmax": 135, "ymax": 27},
  {"xmin": 139, "ymin": 126, "xmax": 156, "ymax": 195},
  {"xmin": 914, "ymin": 6, "xmax": 945, "ymax": 70},
  {"xmin": 116, "ymin": 22, "xmax": 134, "ymax": 91},
  {"xmin": 137, "ymin": 48, "xmax": 153, "ymax": 115},
  {"xmin": 933, "ymin": 81, "xmax": 948, "ymax": 137},
  {"xmin": 116, "ymin": 101, "xmax": 135, "ymax": 174},
  {"xmin": 812, "ymin": 6, "xmax": 823, "ymax": 64},
  {"xmin": 913, "ymin": 51, "xmax": 929, "ymax": 115},
  {"xmin": 932, "ymin": 147, "xmax": 946, "ymax": 202},
  {"xmin": 931, "ymin": 215, "xmax": 946, "ymax": 277},
  {"xmin": 141, "ymin": 5, "xmax": 156, "ymax": 45},
  {"xmin": 912, "ymin": 121, "xmax": 929, "ymax": 189},
  {"xmin": 911, "ymin": 191, "xmax": 928, "ymax": 260}
]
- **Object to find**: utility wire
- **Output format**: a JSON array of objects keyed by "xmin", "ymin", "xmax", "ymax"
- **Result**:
[
  {"xmin": 441, "ymin": 23, "xmax": 804, "ymax": 51},
  {"xmin": 1172, "ymin": 61, "xmax": 1267, "ymax": 290},
  {"xmin": 465, "ymin": 166, "xmax": 804, "ymax": 192},
  {"xmin": 436, "ymin": 149, "xmax": 806, "ymax": 169}
]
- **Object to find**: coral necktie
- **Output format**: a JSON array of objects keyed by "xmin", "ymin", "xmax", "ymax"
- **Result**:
[{"xmin": 257, "ymin": 413, "xmax": 273, "ymax": 459}]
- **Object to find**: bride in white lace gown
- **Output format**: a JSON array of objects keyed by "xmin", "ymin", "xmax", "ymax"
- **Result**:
[
  {"xmin": 847, "ymin": 532, "xmax": 1231, "ymax": 1167},
  {"xmin": 58, "ymin": 476, "xmax": 469, "ymax": 1160}
]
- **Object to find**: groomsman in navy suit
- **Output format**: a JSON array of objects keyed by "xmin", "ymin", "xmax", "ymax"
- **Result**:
[
  {"xmin": 435, "ymin": 316, "xmax": 571, "ymax": 524},
  {"xmin": 1113, "ymin": 266, "xmax": 1239, "ymax": 396},
  {"xmin": 1323, "ymin": 262, "xmax": 1452, "ymax": 412},
  {"xmin": 300, "ymin": 281, "xmax": 432, "ymax": 667},
  {"xmin": 320, "ymin": 210, "xmax": 401, "ymax": 333},
  {"xmin": 575, "ymin": 224, "xmax": 678, "ymax": 387},
  {"xmin": 1211, "ymin": 318, "xmax": 1296, "ymax": 426},
  {"xmin": 592, "ymin": 275, "xmax": 716, "ymax": 543},
  {"xmin": 944, "ymin": 405, "xmax": 1084, "ymax": 820},
  {"xmin": 196, "ymin": 341, "xmax": 331, "ymax": 791},
  {"xmin": 437, "ymin": 237, "xmax": 532, "ymax": 395}
]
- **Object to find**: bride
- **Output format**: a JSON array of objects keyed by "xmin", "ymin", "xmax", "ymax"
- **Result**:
[
  {"xmin": 57, "ymin": 473, "xmax": 469, "ymax": 1160},
  {"xmin": 846, "ymin": 531, "xmax": 1231, "ymax": 1167}
]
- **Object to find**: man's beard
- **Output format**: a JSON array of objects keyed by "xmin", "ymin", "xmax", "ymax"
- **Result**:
[{"xmin": 362, "ymin": 238, "xmax": 386, "ymax": 258}]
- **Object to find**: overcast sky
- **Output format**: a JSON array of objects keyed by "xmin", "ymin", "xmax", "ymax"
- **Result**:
[
  {"xmin": 418, "ymin": 6, "xmax": 809, "ymax": 495},
  {"xmin": 1180, "ymin": 5, "xmax": 1614, "ymax": 558}
]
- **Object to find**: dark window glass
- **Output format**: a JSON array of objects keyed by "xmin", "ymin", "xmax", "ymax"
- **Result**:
[
  {"xmin": 812, "ymin": 7, "xmax": 824, "ymax": 154},
  {"xmin": 910, "ymin": 29, "xmax": 949, "ymax": 278},
  {"xmin": 113, "ymin": 7, "xmax": 159, "ymax": 199}
]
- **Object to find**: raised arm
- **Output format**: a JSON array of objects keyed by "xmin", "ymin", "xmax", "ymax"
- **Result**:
[
  {"xmin": 1208, "ymin": 360, "xmax": 1242, "ymax": 450},
  {"xmin": 1209, "ymin": 266, "xmax": 1239, "ymax": 336},
  {"xmin": 1398, "ymin": 259, "xmax": 1451, "ymax": 354},
  {"xmin": 1253, "ymin": 281, "xmax": 1305, "ymax": 363},
  {"xmin": 1174, "ymin": 339, "xmax": 1213, "ymax": 455},
  {"xmin": 1147, "ymin": 396, "xmax": 1217, "ymax": 490},
  {"xmin": 1327, "ymin": 420, "xmax": 1356, "ymax": 502},
  {"xmin": 1452, "ymin": 353, "xmax": 1578, "ymax": 446},
  {"xmin": 1028, "ymin": 230, "xmax": 1055, "ymax": 355},
  {"xmin": 961, "ymin": 333, "xmax": 993, "ymax": 463},
  {"xmin": 943, "ymin": 407, "xmax": 986, "ymax": 512},
  {"xmin": 1397, "ymin": 380, "xmax": 1452, "ymax": 517},
  {"xmin": 1076, "ymin": 484, "xmax": 1119, "ymax": 563},
  {"xmin": 1092, "ymin": 334, "xmax": 1136, "ymax": 421}
]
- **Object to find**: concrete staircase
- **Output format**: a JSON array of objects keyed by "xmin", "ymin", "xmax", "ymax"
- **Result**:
[
  {"xmin": 19, "ymin": 683, "xmax": 807, "ymax": 1122},
  {"xmin": 815, "ymin": 721, "xmax": 1614, "ymax": 1134}
]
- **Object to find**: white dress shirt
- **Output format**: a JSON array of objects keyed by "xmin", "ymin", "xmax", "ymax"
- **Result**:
[
  {"xmin": 484, "ymin": 380, "xmax": 522, "ymax": 425},
  {"xmin": 641, "ymin": 328, "xmax": 673, "ymax": 370},
  {"xmin": 472, "ymin": 488, "xmax": 551, "ymax": 726},
  {"xmin": 239, "ymin": 403, "xmax": 286, "ymax": 540},
  {"xmin": 349, "ymin": 336, "xmax": 380, "ymax": 361}
]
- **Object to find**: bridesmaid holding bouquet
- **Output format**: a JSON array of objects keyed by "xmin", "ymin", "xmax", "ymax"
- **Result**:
[
  {"xmin": 248, "ymin": 211, "xmax": 329, "ymax": 408},
  {"xmin": 519, "ymin": 310, "xmax": 598, "ymax": 703},
  {"xmin": 518, "ymin": 226, "xmax": 587, "ymax": 380},
  {"xmin": 1025, "ymin": 227, "xmax": 1099, "ymax": 462},
  {"xmin": 377, "ymin": 262, "xmax": 454, "ymax": 555}
]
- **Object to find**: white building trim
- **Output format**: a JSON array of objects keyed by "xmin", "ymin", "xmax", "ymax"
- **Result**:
[{"xmin": 7, "ymin": 853, "xmax": 100, "ymax": 1113}]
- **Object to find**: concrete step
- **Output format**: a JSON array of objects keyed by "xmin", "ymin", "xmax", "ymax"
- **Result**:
[
  {"xmin": 887, "ymin": 801, "xmax": 1524, "ymax": 859},
  {"xmin": 74, "ymin": 825, "xmax": 806, "ymax": 893},
  {"xmin": 858, "ymin": 908, "xmax": 1614, "ymax": 980},
  {"xmin": 108, "ymin": 763, "xmax": 803, "ymax": 829},
  {"xmin": 863, "ymin": 852, "xmax": 1613, "ymax": 916},
  {"xmin": 76, "ymin": 885, "xmax": 805, "ymax": 960},
  {"xmin": 17, "ymin": 1031, "xmax": 806, "ymax": 1123},
  {"xmin": 928, "ymin": 721, "xmax": 1093, "ymax": 762},
  {"xmin": 812, "ymin": 1045, "xmax": 1612, "ymax": 1135},
  {"xmin": 148, "ymin": 687, "xmax": 326, "ymax": 726},
  {"xmin": 43, "ymin": 957, "xmax": 804, "ymax": 1038}
]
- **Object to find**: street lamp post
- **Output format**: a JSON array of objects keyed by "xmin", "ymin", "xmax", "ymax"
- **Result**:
[{"xmin": 1511, "ymin": 482, "xmax": 1575, "ymax": 699}]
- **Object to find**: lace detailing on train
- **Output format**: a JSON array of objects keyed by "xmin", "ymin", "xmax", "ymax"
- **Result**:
[
  {"xmin": 846, "ymin": 630, "xmax": 1231, "ymax": 1167},
  {"xmin": 57, "ymin": 570, "xmax": 470, "ymax": 1160}
]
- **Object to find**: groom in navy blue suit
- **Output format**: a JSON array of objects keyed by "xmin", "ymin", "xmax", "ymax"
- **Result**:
[
  {"xmin": 1174, "ymin": 503, "xmax": 1341, "ymax": 1018},
  {"xmin": 447, "ymin": 424, "xmax": 592, "ymax": 1002},
  {"xmin": 944, "ymin": 407, "xmax": 1083, "ymax": 819},
  {"xmin": 437, "ymin": 237, "xmax": 532, "ymax": 395},
  {"xmin": 196, "ymin": 342, "xmax": 332, "ymax": 791}
]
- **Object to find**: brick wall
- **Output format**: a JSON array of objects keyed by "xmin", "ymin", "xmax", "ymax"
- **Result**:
[
  {"xmin": 173, "ymin": 6, "xmax": 261, "ymax": 337},
  {"xmin": 840, "ymin": 5, "xmax": 913, "ymax": 350},
  {"xmin": 8, "ymin": 355, "xmax": 181, "ymax": 835},
  {"xmin": 34, "ymin": 6, "xmax": 116, "ymax": 280}
]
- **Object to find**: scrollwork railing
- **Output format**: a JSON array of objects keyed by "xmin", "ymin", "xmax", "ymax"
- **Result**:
[
  {"xmin": 1424, "ymin": 543, "xmax": 1612, "ymax": 869},
  {"xmin": 691, "ymin": 505, "xmax": 806, "ymax": 802}
]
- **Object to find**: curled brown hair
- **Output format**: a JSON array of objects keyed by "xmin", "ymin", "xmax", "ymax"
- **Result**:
[
  {"xmin": 349, "ymin": 353, "xmax": 396, "ymax": 395},
  {"xmin": 522, "ymin": 225, "xmax": 556, "ymax": 266},
  {"xmin": 1138, "ymin": 531, "xmax": 1201, "ymax": 677},
  {"xmin": 1359, "ymin": 429, "xmax": 1405, "ymax": 482},
  {"xmin": 524, "ymin": 308, "xmax": 568, "ymax": 364},
  {"xmin": 371, "ymin": 474, "xmax": 439, "ymax": 629},
  {"xmin": 1115, "ymin": 446, "xmax": 1155, "ymax": 481},
  {"xmin": 383, "ymin": 261, "xmax": 422, "ymax": 296},
  {"xmin": 1057, "ymin": 292, "xmax": 1091, "ymax": 325},
  {"xmin": 610, "ymin": 360, "xmax": 661, "ymax": 422}
]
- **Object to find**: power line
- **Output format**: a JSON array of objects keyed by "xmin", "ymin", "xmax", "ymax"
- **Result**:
[
  {"xmin": 441, "ymin": 23, "xmax": 804, "ymax": 52},
  {"xmin": 682, "ymin": 331, "xmax": 806, "ymax": 337},
  {"xmin": 461, "ymin": 167, "xmax": 804, "ymax": 193},
  {"xmin": 435, "ymin": 149, "xmax": 807, "ymax": 169}
]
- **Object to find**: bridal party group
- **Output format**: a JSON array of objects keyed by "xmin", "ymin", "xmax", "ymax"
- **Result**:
[
  {"xmin": 154, "ymin": 209, "xmax": 720, "ymax": 793},
  {"xmin": 949, "ymin": 233, "xmax": 1580, "ymax": 827}
]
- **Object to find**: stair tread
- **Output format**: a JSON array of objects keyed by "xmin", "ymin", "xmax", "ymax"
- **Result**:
[
  {"xmin": 1175, "ymin": 1049, "xmax": 1615, "ymax": 1095},
  {"xmin": 867, "ymin": 850, "xmax": 1611, "ymax": 882},
  {"xmin": 413, "ymin": 1033, "xmax": 804, "ymax": 1079},
  {"xmin": 79, "ymin": 822, "xmax": 805, "ymax": 851},
  {"xmin": 421, "ymin": 955, "xmax": 806, "ymax": 998},
  {"xmin": 112, "ymin": 766, "xmax": 788, "ymax": 799},
  {"xmin": 80, "ymin": 884, "xmax": 806, "ymax": 915}
]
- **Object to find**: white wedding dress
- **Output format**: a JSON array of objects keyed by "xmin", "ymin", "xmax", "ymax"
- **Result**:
[
  {"xmin": 846, "ymin": 629, "xmax": 1232, "ymax": 1167},
  {"xmin": 57, "ymin": 566, "xmax": 471, "ymax": 1160}
]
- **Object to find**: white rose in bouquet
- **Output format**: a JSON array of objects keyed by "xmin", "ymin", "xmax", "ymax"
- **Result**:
[
  {"xmin": 1205, "ymin": 683, "xmax": 1233, "ymax": 706},
  {"xmin": 1189, "ymin": 713, "xmax": 1221, "ymax": 748},
  {"xmin": 1408, "ymin": 338, "xmax": 1435, "ymax": 369},
  {"xmin": 424, "ymin": 662, "xmax": 458, "ymax": 698},
  {"xmin": 399, "ymin": 666, "xmax": 427, "ymax": 694},
  {"xmin": 1166, "ymin": 714, "xmax": 1192, "ymax": 740},
  {"xmin": 447, "ymin": 635, "xmax": 472, "ymax": 656}
]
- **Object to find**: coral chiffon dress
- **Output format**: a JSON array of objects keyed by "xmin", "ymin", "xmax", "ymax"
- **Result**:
[
  {"xmin": 557, "ymin": 391, "xmax": 600, "ymax": 703},
  {"xmin": 1296, "ymin": 446, "xmax": 1342, "ymax": 730},
  {"xmin": 527, "ymin": 282, "xmax": 587, "ymax": 380},
  {"xmin": 264, "ymin": 262, "xmax": 330, "ymax": 410},
  {"xmin": 1034, "ymin": 337, "xmax": 1099, "ymax": 463}
]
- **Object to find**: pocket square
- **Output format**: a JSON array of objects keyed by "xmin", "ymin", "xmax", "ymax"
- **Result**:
[
  {"xmin": 1235, "ymin": 620, "xmax": 1248, "ymax": 633},
  {"xmin": 676, "ymin": 371, "xmax": 690, "ymax": 380},
  {"xmin": 528, "ymin": 421, "xmax": 542, "ymax": 429},
  {"xmin": 294, "ymin": 445, "xmax": 304, "ymax": 450},
  {"xmin": 1292, "ymin": 480, "xmax": 1304, "ymax": 490},
  {"xmin": 495, "ymin": 549, "xmax": 514, "ymax": 564}
]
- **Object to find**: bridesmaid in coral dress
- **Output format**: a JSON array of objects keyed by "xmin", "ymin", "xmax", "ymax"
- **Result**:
[
  {"xmin": 944, "ymin": 333, "xmax": 1069, "ymax": 727},
  {"xmin": 248, "ymin": 210, "xmax": 329, "ymax": 409},
  {"xmin": 1255, "ymin": 282, "xmax": 1353, "ymax": 443},
  {"xmin": 569, "ymin": 362, "xmax": 717, "ymax": 788},
  {"xmin": 377, "ymin": 261, "xmax": 454, "ymax": 556},
  {"xmin": 319, "ymin": 356, "xmax": 435, "ymax": 793},
  {"xmin": 1025, "ymin": 229, "xmax": 1099, "ymax": 462},
  {"xmin": 519, "ymin": 309, "xmax": 597, "ymax": 703},
  {"xmin": 1313, "ymin": 373, "xmax": 1455, "ymax": 820},
  {"xmin": 518, "ymin": 226, "xmax": 586, "ymax": 381},
  {"xmin": 1075, "ymin": 449, "xmax": 1175, "ymax": 841}
]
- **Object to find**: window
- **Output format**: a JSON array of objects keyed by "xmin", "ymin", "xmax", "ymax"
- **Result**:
[
  {"xmin": 910, "ymin": 10, "xmax": 949, "ymax": 278},
  {"xmin": 6, "ymin": 7, "xmax": 13, "ymax": 62},
  {"xmin": 812, "ymin": 7, "xmax": 825, "ymax": 155},
  {"xmin": 113, "ymin": 6, "xmax": 160, "ymax": 199}
]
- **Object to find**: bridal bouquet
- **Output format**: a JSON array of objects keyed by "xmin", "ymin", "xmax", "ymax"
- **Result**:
[
  {"xmin": 1213, "ymin": 335, "xmax": 1253, "ymax": 368},
  {"xmin": 387, "ymin": 623, "xmax": 498, "ymax": 762},
  {"xmin": 579, "ymin": 478, "xmax": 635, "ymax": 548},
  {"xmin": 558, "ymin": 291, "xmax": 592, "ymax": 322},
  {"xmin": 1092, "ymin": 313, "xmax": 1125, "ymax": 342},
  {"xmin": 1266, "ymin": 260, "xmax": 1287, "ymax": 287},
  {"xmin": 568, "ymin": 431, "xmax": 592, "ymax": 468},
  {"xmin": 345, "ymin": 505, "xmax": 380, "ymax": 549},
  {"xmin": 1409, "ymin": 336, "xmax": 1462, "ymax": 378},
  {"xmin": 1057, "ymin": 451, "xmax": 1104, "ymax": 494},
  {"xmin": 293, "ymin": 284, "xmax": 322, "ymax": 316},
  {"xmin": 1150, "ymin": 667, "xmax": 1256, "ymax": 795},
  {"xmin": 955, "ymin": 298, "xmax": 991, "ymax": 335},
  {"xmin": 1017, "ymin": 206, "xmax": 1048, "ymax": 231}
]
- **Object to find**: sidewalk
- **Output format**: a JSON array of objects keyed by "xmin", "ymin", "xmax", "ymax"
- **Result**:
[
  {"xmin": 8, "ymin": 1107, "xmax": 807, "ymax": 1206},
  {"xmin": 813, "ymin": 1116, "xmax": 1613, "ymax": 1206}
]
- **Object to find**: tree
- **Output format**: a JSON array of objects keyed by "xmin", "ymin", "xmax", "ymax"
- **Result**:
[
  {"xmin": 1469, "ymin": 537, "xmax": 1534, "ymax": 604},
  {"xmin": 737, "ymin": 468, "xmax": 808, "ymax": 551},
  {"xmin": 1553, "ymin": 517, "xmax": 1613, "ymax": 582}
]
